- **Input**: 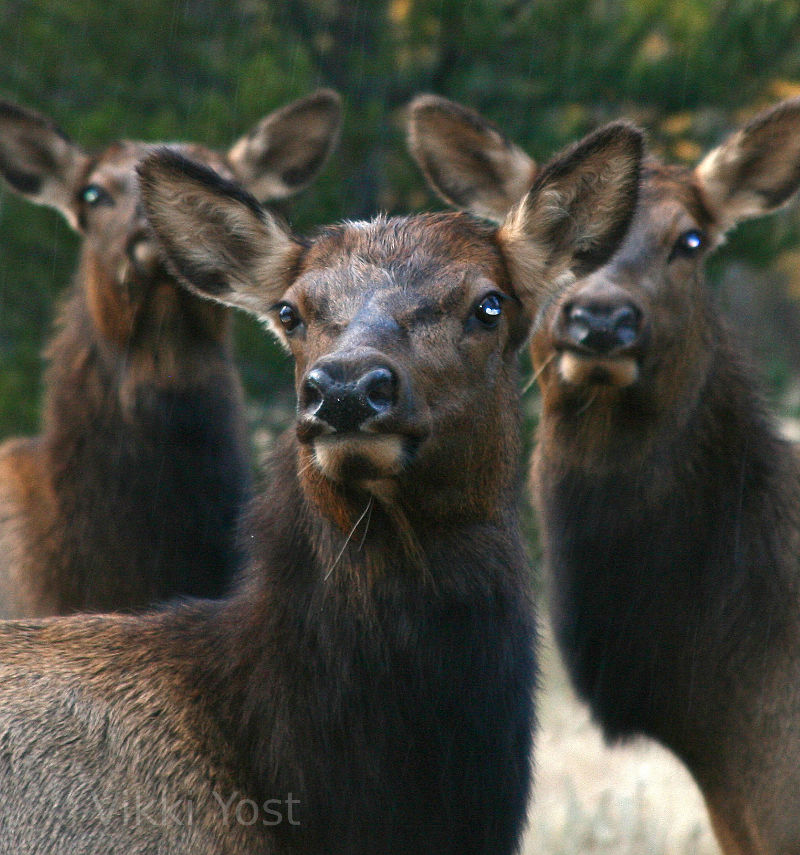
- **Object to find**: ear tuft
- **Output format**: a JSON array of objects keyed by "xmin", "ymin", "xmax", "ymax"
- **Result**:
[
  {"xmin": 696, "ymin": 96, "xmax": 800, "ymax": 230},
  {"xmin": 407, "ymin": 94, "xmax": 535, "ymax": 221},
  {"xmin": 498, "ymin": 121, "xmax": 643, "ymax": 311},
  {"xmin": 138, "ymin": 149, "xmax": 303, "ymax": 317},
  {"xmin": 227, "ymin": 89, "xmax": 342, "ymax": 202}
]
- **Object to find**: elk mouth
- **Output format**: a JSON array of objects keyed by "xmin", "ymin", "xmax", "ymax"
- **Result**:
[
  {"xmin": 297, "ymin": 418, "xmax": 428, "ymax": 486},
  {"xmin": 555, "ymin": 345, "xmax": 641, "ymax": 389}
]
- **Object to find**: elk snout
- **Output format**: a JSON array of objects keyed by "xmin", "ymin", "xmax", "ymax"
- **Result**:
[
  {"xmin": 300, "ymin": 361, "xmax": 400, "ymax": 436},
  {"xmin": 126, "ymin": 205, "xmax": 163, "ymax": 278},
  {"xmin": 559, "ymin": 293, "xmax": 643, "ymax": 356},
  {"xmin": 554, "ymin": 286, "xmax": 645, "ymax": 389}
]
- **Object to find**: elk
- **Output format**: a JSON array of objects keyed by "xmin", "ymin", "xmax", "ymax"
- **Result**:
[
  {"xmin": 0, "ymin": 91, "xmax": 341, "ymax": 616},
  {"xmin": 409, "ymin": 93, "xmax": 800, "ymax": 854},
  {"xmin": 0, "ymin": 123, "xmax": 642, "ymax": 853}
]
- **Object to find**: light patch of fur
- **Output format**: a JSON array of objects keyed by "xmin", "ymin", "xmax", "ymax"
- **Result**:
[
  {"xmin": 558, "ymin": 351, "xmax": 639, "ymax": 388},
  {"xmin": 313, "ymin": 435, "xmax": 405, "ymax": 482},
  {"xmin": 497, "ymin": 199, "xmax": 552, "ymax": 304}
]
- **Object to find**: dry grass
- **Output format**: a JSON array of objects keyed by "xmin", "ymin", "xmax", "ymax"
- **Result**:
[{"xmin": 523, "ymin": 631, "xmax": 720, "ymax": 855}]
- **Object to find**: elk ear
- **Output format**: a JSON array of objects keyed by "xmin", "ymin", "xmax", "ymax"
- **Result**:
[
  {"xmin": 407, "ymin": 94, "xmax": 535, "ymax": 222},
  {"xmin": 498, "ymin": 121, "xmax": 643, "ymax": 311},
  {"xmin": 695, "ymin": 97, "xmax": 800, "ymax": 231},
  {"xmin": 0, "ymin": 101, "xmax": 90, "ymax": 231},
  {"xmin": 227, "ymin": 89, "xmax": 342, "ymax": 203},
  {"xmin": 138, "ymin": 149, "xmax": 303, "ymax": 317}
]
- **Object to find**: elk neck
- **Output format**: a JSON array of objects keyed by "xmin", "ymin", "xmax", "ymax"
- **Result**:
[
  {"xmin": 188, "ymin": 427, "xmax": 536, "ymax": 845},
  {"xmin": 537, "ymin": 316, "xmax": 800, "ymax": 755}
]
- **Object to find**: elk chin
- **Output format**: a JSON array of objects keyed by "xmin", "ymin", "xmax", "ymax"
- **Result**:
[
  {"xmin": 558, "ymin": 350, "xmax": 639, "ymax": 389},
  {"xmin": 312, "ymin": 434, "xmax": 407, "ymax": 486}
]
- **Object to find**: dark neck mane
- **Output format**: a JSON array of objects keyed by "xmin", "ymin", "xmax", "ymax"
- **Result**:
[
  {"xmin": 196, "ymin": 430, "xmax": 536, "ymax": 853},
  {"xmin": 33, "ymin": 288, "xmax": 250, "ymax": 609},
  {"xmin": 539, "ymin": 325, "xmax": 800, "ymax": 757}
]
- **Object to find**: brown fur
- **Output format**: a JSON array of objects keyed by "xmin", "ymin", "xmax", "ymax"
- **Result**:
[
  {"xmin": 0, "ymin": 93, "xmax": 341, "ymax": 616},
  {"xmin": 0, "ymin": 127, "xmax": 642, "ymax": 853},
  {"xmin": 408, "ymin": 95, "xmax": 800, "ymax": 855}
]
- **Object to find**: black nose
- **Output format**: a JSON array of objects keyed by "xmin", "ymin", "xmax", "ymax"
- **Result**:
[
  {"xmin": 301, "ymin": 364, "xmax": 398, "ymax": 434},
  {"xmin": 562, "ymin": 301, "xmax": 642, "ymax": 355}
]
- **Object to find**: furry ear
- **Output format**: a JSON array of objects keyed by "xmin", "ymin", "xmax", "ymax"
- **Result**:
[
  {"xmin": 407, "ymin": 94, "xmax": 535, "ymax": 221},
  {"xmin": 0, "ymin": 101, "xmax": 90, "ymax": 231},
  {"xmin": 498, "ymin": 121, "xmax": 643, "ymax": 312},
  {"xmin": 695, "ymin": 97, "xmax": 800, "ymax": 231},
  {"xmin": 227, "ymin": 89, "xmax": 342, "ymax": 203},
  {"xmin": 138, "ymin": 149, "xmax": 304, "ymax": 318}
]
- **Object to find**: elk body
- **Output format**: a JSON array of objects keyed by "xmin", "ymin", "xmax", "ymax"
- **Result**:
[
  {"xmin": 409, "ymin": 95, "xmax": 800, "ymax": 854},
  {"xmin": 0, "ymin": 92, "xmax": 341, "ymax": 616},
  {"xmin": 0, "ymin": 124, "xmax": 643, "ymax": 853}
]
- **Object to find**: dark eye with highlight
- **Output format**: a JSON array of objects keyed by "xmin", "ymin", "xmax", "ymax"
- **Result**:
[
  {"xmin": 277, "ymin": 302, "xmax": 303, "ymax": 333},
  {"xmin": 80, "ymin": 184, "xmax": 112, "ymax": 207},
  {"xmin": 671, "ymin": 228, "xmax": 706, "ymax": 260},
  {"xmin": 473, "ymin": 293, "xmax": 504, "ymax": 328}
]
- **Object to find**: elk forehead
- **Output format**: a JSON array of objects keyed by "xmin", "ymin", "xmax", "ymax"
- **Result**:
[
  {"xmin": 293, "ymin": 213, "xmax": 510, "ymax": 318},
  {"xmin": 641, "ymin": 162, "xmax": 715, "ymax": 228},
  {"xmin": 82, "ymin": 141, "xmax": 233, "ymax": 192}
]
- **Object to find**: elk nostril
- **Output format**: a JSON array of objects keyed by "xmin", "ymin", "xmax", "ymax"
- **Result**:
[
  {"xmin": 302, "ymin": 368, "xmax": 332, "ymax": 414},
  {"xmin": 564, "ymin": 305, "xmax": 595, "ymax": 347},
  {"xmin": 359, "ymin": 367, "xmax": 397, "ymax": 414},
  {"xmin": 611, "ymin": 305, "xmax": 640, "ymax": 347},
  {"xmin": 563, "ymin": 301, "xmax": 641, "ymax": 354}
]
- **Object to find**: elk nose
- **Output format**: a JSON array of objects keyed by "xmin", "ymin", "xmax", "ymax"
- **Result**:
[
  {"xmin": 126, "ymin": 230, "xmax": 161, "ymax": 277},
  {"xmin": 562, "ymin": 301, "xmax": 642, "ymax": 355},
  {"xmin": 301, "ymin": 365, "xmax": 398, "ymax": 434}
]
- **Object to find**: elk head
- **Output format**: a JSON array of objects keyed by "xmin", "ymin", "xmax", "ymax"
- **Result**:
[
  {"xmin": 138, "ymin": 121, "xmax": 642, "ymax": 527},
  {"xmin": 409, "ymin": 95, "xmax": 800, "ymax": 451},
  {"xmin": 0, "ymin": 93, "xmax": 342, "ymax": 358}
]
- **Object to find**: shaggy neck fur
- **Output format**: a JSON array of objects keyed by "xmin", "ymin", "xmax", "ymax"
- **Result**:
[
  {"xmin": 187, "ymin": 429, "xmax": 537, "ymax": 855},
  {"xmin": 535, "ymin": 316, "xmax": 800, "ymax": 770},
  {"xmin": 34, "ymin": 286, "xmax": 251, "ymax": 611}
]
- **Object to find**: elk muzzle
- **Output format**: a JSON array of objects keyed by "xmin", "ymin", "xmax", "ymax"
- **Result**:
[
  {"xmin": 301, "ymin": 364, "xmax": 398, "ymax": 435},
  {"xmin": 297, "ymin": 352, "xmax": 422, "ymax": 485},
  {"xmin": 554, "ymin": 286, "xmax": 645, "ymax": 389}
]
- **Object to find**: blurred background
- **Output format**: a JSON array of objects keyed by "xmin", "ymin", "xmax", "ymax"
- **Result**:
[
  {"xmin": 4, "ymin": 0, "xmax": 800, "ymax": 438},
  {"xmin": 3, "ymin": 2, "xmax": 800, "ymax": 851}
]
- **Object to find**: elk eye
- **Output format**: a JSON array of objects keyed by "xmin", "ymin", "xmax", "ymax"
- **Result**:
[
  {"xmin": 474, "ymin": 293, "xmax": 504, "ymax": 328},
  {"xmin": 277, "ymin": 303, "xmax": 302, "ymax": 333},
  {"xmin": 80, "ymin": 184, "xmax": 111, "ymax": 207},
  {"xmin": 672, "ymin": 228, "xmax": 705, "ymax": 259}
]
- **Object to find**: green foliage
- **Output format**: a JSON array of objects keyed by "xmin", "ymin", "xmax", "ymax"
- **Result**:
[{"xmin": 3, "ymin": 0, "xmax": 800, "ymax": 441}]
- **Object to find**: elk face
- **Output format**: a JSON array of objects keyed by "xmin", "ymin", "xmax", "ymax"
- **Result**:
[
  {"xmin": 278, "ymin": 215, "xmax": 527, "ymax": 501},
  {"xmin": 139, "ymin": 121, "xmax": 642, "ymax": 519},
  {"xmin": 71, "ymin": 140, "xmax": 237, "ymax": 350},
  {"xmin": 531, "ymin": 164, "xmax": 717, "ymax": 417},
  {"xmin": 409, "ymin": 94, "xmax": 800, "ymax": 423},
  {"xmin": 0, "ymin": 94, "xmax": 342, "ymax": 353}
]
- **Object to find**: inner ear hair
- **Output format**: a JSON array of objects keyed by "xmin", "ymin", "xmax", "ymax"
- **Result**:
[
  {"xmin": 696, "ymin": 96, "xmax": 800, "ymax": 228},
  {"xmin": 407, "ymin": 94, "xmax": 536, "ymax": 221},
  {"xmin": 137, "ymin": 149, "xmax": 303, "ymax": 317}
]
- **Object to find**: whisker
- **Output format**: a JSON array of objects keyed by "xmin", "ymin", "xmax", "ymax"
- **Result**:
[
  {"xmin": 357, "ymin": 497, "xmax": 375, "ymax": 551},
  {"xmin": 521, "ymin": 351, "xmax": 555, "ymax": 395},
  {"xmin": 325, "ymin": 498, "xmax": 374, "ymax": 581},
  {"xmin": 576, "ymin": 391, "xmax": 598, "ymax": 416}
]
